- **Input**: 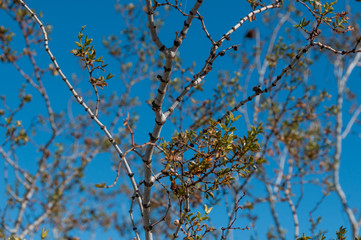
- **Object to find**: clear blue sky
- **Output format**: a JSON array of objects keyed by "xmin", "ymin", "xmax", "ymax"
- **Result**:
[{"xmin": 1, "ymin": 0, "xmax": 361, "ymax": 239}]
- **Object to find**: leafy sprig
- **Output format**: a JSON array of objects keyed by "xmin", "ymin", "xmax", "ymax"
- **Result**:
[{"xmin": 70, "ymin": 26, "xmax": 114, "ymax": 116}]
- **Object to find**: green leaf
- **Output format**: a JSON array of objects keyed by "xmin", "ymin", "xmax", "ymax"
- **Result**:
[
  {"xmin": 204, "ymin": 204, "xmax": 213, "ymax": 214},
  {"xmin": 78, "ymin": 25, "xmax": 86, "ymax": 40},
  {"xmin": 75, "ymin": 41, "xmax": 82, "ymax": 47},
  {"xmin": 41, "ymin": 228, "xmax": 49, "ymax": 239},
  {"xmin": 336, "ymin": 226, "xmax": 347, "ymax": 239},
  {"xmin": 229, "ymin": 111, "xmax": 234, "ymax": 120},
  {"xmin": 85, "ymin": 37, "xmax": 93, "ymax": 46},
  {"xmin": 106, "ymin": 73, "xmax": 115, "ymax": 80},
  {"xmin": 229, "ymin": 126, "xmax": 236, "ymax": 132},
  {"xmin": 234, "ymin": 115, "xmax": 241, "ymax": 121},
  {"xmin": 296, "ymin": 233, "xmax": 311, "ymax": 240},
  {"xmin": 95, "ymin": 56, "xmax": 103, "ymax": 62},
  {"xmin": 70, "ymin": 49, "xmax": 78, "ymax": 55},
  {"xmin": 94, "ymin": 183, "xmax": 106, "ymax": 188}
]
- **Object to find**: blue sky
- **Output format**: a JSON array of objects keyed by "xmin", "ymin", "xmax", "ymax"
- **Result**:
[{"xmin": 1, "ymin": 0, "xmax": 361, "ymax": 239}]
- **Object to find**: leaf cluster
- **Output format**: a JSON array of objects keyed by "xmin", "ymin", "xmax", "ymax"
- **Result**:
[
  {"xmin": 70, "ymin": 26, "xmax": 114, "ymax": 89},
  {"xmin": 161, "ymin": 113, "xmax": 263, "ymax": 202},
  {"xmin": 294, "ymin": 0, "xmax": 353, "ymax": 35},
  {"xmin": 182, "ymin": 205, "xmax": 215, "ymax": 240},
  {"xmin": 298, "ymin": 226, "xmax": 361, "ymax": 240}
]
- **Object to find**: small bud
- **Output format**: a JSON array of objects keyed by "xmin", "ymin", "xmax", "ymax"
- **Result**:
[
  {"xmin": 245, "ymin": 29, "xmax": 256, "ymax": 39},
  {"xmin": 128, "ymin": 3, "xmax": 135, "ymax": 11}
]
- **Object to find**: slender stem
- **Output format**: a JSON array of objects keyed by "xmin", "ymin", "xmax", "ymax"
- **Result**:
[
  {"xmin": 333, "ymin": 52, "xmax": 361, "ymax": 239},
  {"xmin": 18, "ymin": 0, "xmax": 144, "ymax": 236}
]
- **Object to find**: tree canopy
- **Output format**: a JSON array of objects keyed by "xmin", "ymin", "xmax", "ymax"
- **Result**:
[{"xmin": 1, "ymin": 0, "xmax": 361, "ymax": 239}]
